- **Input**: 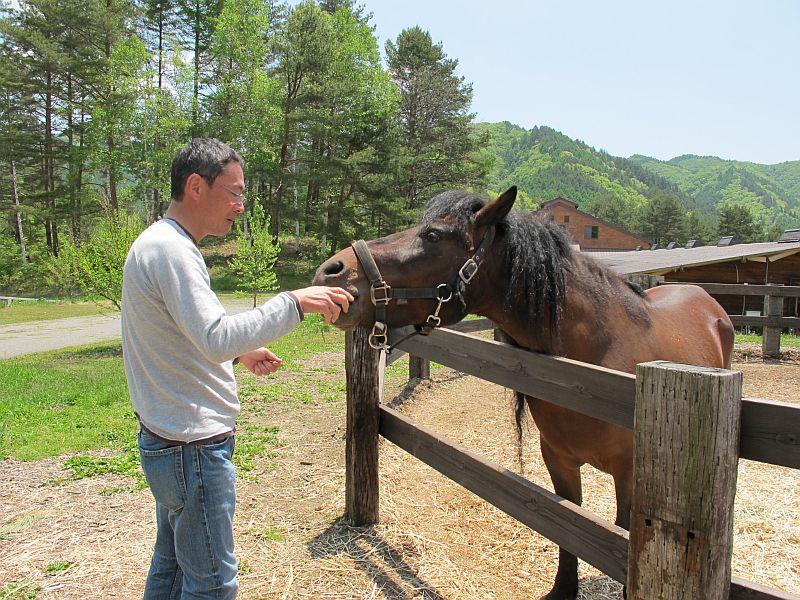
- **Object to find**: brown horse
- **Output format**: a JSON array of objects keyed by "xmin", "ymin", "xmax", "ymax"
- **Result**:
[{"xmin": 313, "ymin": 186, "xmax": 734, "ymax": 600}]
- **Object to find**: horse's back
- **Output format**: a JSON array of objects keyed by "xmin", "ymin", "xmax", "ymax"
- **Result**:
[{"xmin": 644, "ymin": 283, "xmax": 734, "ymax": 368}]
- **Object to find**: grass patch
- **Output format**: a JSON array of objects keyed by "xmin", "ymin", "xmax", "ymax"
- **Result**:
[
  {"xmin": 0, "ymin": 314, "xmax": 347, "ymax": 493},
  {"xmin": 0, "ymin": 341, "xmax": 135, "ymax": 461},
  {"xmin": 0, "ymin": 300, "xmax": 115, "ymax": 326},
  {"xmin": 45, "ymin": 561, "xmax": 74, "ymax": 576},
  {"xmin": 61, "ymin": 442, "xmax": 146, "ymax": 491},
  {"xmin": 233, "ymin": 424, "xmax": 282, "ymax": 477},
  {"xmin": 0, "ymin": 513, "xmax": 46, "ymax": 541},
  {"xmin": 735, "ymin": 333, "xmax": 800, "ymax": 347},
  {"xmin": 245, "ymin": 525, "xmax": 285, "ymax": 542},
  {"xmin": 0, "ymin": 578, "xmax": 40, "ymax": 599}
]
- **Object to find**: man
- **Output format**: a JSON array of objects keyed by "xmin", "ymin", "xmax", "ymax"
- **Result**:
[{"xmin": 121, "ymin": 138, "xmax": 353, "ymax": 599}]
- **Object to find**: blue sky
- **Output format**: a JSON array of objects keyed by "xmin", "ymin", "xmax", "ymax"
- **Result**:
[{"xmin": 360, "ymin": 0, "xmax": 799, "ymax": 165}]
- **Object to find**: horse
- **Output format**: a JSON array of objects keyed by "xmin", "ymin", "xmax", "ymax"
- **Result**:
[{"xmin": 312, "ymin": 186, "xmax": 734, "ymax": 600}]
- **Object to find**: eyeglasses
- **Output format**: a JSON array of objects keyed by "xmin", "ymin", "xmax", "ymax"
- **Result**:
[{"xmin": 216, "ymin": 183, "xmax": 245, "ymax": 206}]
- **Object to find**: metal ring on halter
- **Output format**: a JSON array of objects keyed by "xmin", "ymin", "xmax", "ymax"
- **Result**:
[
  {"xmin": 368, "ymin": 321, "xmax": 388, "ymax": 350},
  {"xmin": 436, "ymin": 283, "xmax": 453, "ymax": 302}
]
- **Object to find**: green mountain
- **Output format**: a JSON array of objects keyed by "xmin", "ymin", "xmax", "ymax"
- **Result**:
[
  {"xmin": 477, "ymin": 121, "xmax": 695, "ymax": 214},
  {"xmin": 478, "ymin": 121, "xmax": 800, "ymax": 238},
  {"xmin": 628, "ymin": 154, "xmax": 800, "ymax": 230}
]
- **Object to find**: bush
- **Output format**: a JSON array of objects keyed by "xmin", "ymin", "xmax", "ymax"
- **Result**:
[{"xmin": 50, "ymin": 211, "xmax": 145, "ymax": 309}]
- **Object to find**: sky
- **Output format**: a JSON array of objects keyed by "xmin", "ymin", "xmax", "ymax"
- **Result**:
[{"xmin": 359, "ymin": 0, "xmax": 799, "ymax": 165}]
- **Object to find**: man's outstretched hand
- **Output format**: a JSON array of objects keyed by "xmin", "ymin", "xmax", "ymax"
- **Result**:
[{"xmin": 292, "ymin": 286, "xmax": 354, "ymax": 324}]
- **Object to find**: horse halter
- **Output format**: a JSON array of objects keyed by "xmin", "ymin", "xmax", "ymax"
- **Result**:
[{"xmin": 351, "ymin": 225, "xmax": 496, "ymax": 351}]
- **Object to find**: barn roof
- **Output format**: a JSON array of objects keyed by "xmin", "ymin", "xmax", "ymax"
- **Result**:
[{"xmin": 584, "ymin": 241, "xmax": 800, "ymax": 276}]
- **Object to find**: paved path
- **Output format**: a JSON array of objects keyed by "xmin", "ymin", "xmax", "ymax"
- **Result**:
[{"xmin": 0, "ymin": 298, "xmax": 257, "ymax": 359}]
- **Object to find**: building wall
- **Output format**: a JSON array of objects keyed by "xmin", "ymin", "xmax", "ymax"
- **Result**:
[
  {"xmin": 541, "ymin": 203, "xmax": 649, "ymax": 251},
  {"xmin": 664, "ymin": 256, "xmax": 800, "ymax": 317}
]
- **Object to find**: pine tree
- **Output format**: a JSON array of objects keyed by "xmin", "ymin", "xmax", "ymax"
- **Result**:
[
  {"xmin": 637, "ymin": 192, "xmax": 686, "ymax": 246},
  {"xmin": 717, "ymin": 204, "xmax": 763, "ymax": 243},
  {"xmin": 386, "ymin": 26, "xmax": 487, "ymax": 211}
]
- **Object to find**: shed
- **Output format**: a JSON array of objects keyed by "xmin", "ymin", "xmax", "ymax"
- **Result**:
[{"xmin": 586, "ymin": 240, "xmax": 800, "ymax": 318}]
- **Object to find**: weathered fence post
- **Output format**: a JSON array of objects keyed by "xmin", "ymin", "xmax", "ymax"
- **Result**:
[
  {"xmin": 763, "ymin": 292, "xmax": 783, "ymax": 358},
  {"xmin": 344, "ymin": 327, "xmax": 382, "ymax": 525},
  {"xmin": 628, "ymin": 361, "xmax": 742, "ymax": 600},
  {"xmin": 408, "ymin": 354, "xmax": 430, "ymax": 380}
]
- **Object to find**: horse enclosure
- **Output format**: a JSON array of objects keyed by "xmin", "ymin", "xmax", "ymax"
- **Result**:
[{"xmin": 344, "ymin": 322, "xmax": 800, "ymax": 599}]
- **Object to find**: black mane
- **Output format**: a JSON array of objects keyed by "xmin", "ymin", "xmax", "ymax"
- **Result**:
[{"xmin": 422, "ymin": 191, "xmax": 573, "ymax": 341}]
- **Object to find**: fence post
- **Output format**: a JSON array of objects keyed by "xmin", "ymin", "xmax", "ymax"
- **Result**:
[
  {"xmin": 408, "ymin": 354, "xmax": 430, "ymax": 380},
  {"xmin": 627, "ymin": 361, "xmax": 742, "ymax": 600},
  {"xmin": 344, "ymin": 327, "xmax": 381, "ymax": 525},
  {"xmin": 763, "ymin": 293, "xmax": 783, "ymax": 358}
]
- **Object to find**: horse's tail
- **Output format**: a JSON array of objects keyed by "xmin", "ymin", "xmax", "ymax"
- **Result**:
[
  {"xmin": 514, "ymin": 391, "xmax": 527, "ymax": 474},
  {"xmin": 717, "ymin": 316, "xmax": 735, "ymax": 369}
]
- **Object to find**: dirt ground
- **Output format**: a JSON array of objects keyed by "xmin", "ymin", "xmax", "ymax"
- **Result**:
[{"xmin": 1, "ymin": 349, "xmax": 798, "ymax": 599}]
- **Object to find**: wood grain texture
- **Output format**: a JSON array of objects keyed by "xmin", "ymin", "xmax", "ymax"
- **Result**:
[
  {"xmin": 628, "ymin": 361, "xmax": 742, "ymax": 600},
  {"xmin": 345, "ymin": 327, "xmax": 381, "ymax": 524}
]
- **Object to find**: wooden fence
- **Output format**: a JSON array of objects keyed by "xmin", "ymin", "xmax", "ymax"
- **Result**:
[
  {"xmin": 344, "ymin": 321, "xmax": 800, "ymax": 600},
  {"xmin": 660, "ymin": 282, "xmax": 800, "ymax": 357}
]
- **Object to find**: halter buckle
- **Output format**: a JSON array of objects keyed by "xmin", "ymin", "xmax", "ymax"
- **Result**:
[
  {"xmin": 459, "ymin": 259, "xmax": 479, "ymax": 284},
  {"xmin": 368, "ymin": 321, "xmax": 389, "ymax": 350},
  {"xmin": 370, "ymin": 282, "xmax": 392, "ymax": 304}
]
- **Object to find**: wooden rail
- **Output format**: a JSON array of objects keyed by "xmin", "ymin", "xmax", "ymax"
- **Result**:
[
  {"xmin": 345, "ymin": 323, "xmax": 800, "ymax": 599},
  {"xmin": 387, "ymin": 326, "xmax": 800, "ymax": 469}
]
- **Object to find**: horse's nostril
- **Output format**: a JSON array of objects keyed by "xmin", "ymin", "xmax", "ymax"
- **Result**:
[{"xmin": 323, "ymin": 260, "xmax": 344, "ymax": 276}]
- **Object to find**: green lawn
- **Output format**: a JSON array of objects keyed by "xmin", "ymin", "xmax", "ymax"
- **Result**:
[
  {"xmin": 0, "ymin": 317, "xmax": 346, "ymax": 466},
  {"xmin": 735, "ymin": 333, "xmax": 800, "ymax": 347},
  {"xmin": 0, "ymin": 300, "xmax": 115, "ymax": 326},
  {"xmin": 0, "ymin": 342, "xmax": 133, "ymax": 461}
]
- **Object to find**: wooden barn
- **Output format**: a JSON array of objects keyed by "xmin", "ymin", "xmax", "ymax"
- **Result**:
[
  {"xmin": 587, "ymin": 234, "xmax": 800, "ymax": 320},
  {"xmin": 537, "ymin": 197, "xmax": 651, "ymax": 251}
]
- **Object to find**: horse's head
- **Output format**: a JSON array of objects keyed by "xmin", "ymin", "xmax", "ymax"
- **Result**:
[{"xmin": 313, "ymin": 187, "xmax": 517, "ymax": 336}]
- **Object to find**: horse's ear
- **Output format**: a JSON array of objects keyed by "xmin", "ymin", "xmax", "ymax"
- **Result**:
[{"xmin": 475, "ymin": 186, "xmax": 517, "ymax": 230}]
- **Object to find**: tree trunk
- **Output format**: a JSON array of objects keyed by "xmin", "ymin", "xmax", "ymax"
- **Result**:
[
  {"xmin": 292, "ymin": 145, "xmax": 300, "ymax": 253},
  {"xmin": 10, "ymin": 160, "xmax": 28, "ymax": 263},
  {"xmin": 193, "ymin": 1, "xmax": 201, "ymax": 135},
  {"xmin": 44, "ymin": 72, "xmax": 58, "ymax": 257},
  {"xmin": 320, "ymin": 206, "xmax": 328, "ymax": 257},
  {"xmin": 107, "ymin": 133, "xmax": 118, "ymax": 210}
]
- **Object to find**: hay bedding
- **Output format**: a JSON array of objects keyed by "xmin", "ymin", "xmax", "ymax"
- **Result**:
[{"xmin": 1, "ymin": 356, "xmax": 797, "ymax": 599}]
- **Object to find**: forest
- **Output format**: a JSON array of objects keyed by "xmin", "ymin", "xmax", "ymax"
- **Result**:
[
  {"xmin": 2, "ymin": 0, "xmax": 799, "ymax": 298},
  {"xmin": 0, "ymin": 0, "xmax": 488, "ymax": 295}
]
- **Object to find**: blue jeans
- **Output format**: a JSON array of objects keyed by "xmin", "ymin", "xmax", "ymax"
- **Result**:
[{"xmin": 138, "ymin": 429, "xmax": 238, "ymax": 600}]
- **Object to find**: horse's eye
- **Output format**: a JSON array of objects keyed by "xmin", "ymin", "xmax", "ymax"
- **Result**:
[{"xmin": 423, "ymin": 229, "xmax": 442, "ymax": 243}]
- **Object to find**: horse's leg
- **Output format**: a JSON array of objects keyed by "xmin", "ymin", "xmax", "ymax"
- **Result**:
[{"xmin": 539, "ymin": 439, "xmax": 582, "ymax": 600}]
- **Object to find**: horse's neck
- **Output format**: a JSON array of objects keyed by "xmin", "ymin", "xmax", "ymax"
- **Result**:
[{"xmin": 475, "ymin": 255, "xmax": 623, "ymax": 361}]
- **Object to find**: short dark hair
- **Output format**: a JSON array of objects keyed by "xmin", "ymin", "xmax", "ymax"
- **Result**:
[{"xmin": 170, "ymin": 138, "xmax": 244, "ymax": 201}]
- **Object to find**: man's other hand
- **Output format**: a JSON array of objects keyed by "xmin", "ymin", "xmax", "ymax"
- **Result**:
[{"xmin": 238, "ymin": 347, "xmax": 282, "ymax": 376}]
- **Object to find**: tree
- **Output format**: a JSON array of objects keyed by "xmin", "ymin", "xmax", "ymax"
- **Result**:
[
  {"xmin": 270, "ymin": 0, "xmax": 334, "ymax": 241},
  {"xmin": 637, "ymin": 192, "xmax": 686, "ymax": 247},
  {"xmin": 176, "ymin": 0, "xmax": 223, "ymax": 135},
  {"xmin": 229, "ymin": 201, "xmax": 279, "ymax": 308},
  {"xmin": 386, "ymin": 26, "xmax": 487, "ymax": 211},
  {"xmin": 717, "ymin": 203, "xmax": 763, "ymax": 243},
  {"xmin": 684, "ymin": 210, "xmax": 715, "ymax": 245},
  {"xmin": 51, "ymin": 210, "xmax": 145, "ymax": 307},
  {"xmin": 299, "ymin": 3, "xmax": 399, "ymax": 254}
]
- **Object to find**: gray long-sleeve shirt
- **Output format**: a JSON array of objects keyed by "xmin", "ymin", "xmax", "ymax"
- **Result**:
[{"xmin": 121, "ymin": 219, "xmax": 301, "ymax": 442}]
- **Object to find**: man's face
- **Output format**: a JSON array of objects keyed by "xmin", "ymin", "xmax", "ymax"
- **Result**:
[{"xmin": 200, "ymin": 162, "xmax": 245, "ymax": 238}]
